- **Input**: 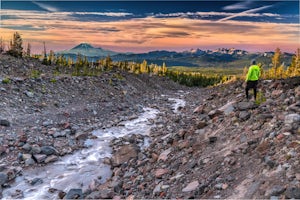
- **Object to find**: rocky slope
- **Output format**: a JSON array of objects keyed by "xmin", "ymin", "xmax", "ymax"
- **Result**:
[
  {"xmin": 100, "ymin": 77, "xmax": 300, "ymax": 200},
  {"xmin": 0, "ymin": 54, "xmax": 299, "ymax": 199}
]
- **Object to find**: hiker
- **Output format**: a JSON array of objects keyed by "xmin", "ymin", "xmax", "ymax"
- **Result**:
[{"xmin": 245, "ymin": 59, "xmax": 261, "ymax": 100}]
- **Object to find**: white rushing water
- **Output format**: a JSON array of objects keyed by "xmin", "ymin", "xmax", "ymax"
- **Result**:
[
  {"xmin": 2, "ymin": 96, "xmax": 185, "ymax": 199},
  {"xmin": 2, "ymin": 107, "xmax": 159, "ymax": 199}
]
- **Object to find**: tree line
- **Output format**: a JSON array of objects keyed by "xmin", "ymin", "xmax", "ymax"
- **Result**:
[
  {"xmin": 242, "ymin": 47, "xmax": 300, "ymax": 80},
  {"xmin": 1, "ymin": 32, "xmax": 300, "ymax": 87}
]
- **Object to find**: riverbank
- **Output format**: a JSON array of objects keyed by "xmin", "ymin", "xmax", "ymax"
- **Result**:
[{"xmin": 0, "ymin": 54, "xmax": 193, "ymax": 198}]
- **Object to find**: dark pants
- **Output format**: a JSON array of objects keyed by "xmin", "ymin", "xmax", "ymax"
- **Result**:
[{"xmin": 245, "ymin": 80, "xmax": 258, "ymax": 100}]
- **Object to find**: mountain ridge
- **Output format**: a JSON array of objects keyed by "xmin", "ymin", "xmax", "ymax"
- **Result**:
[{"xmin": 56, "ymin": 43, "xmax": 293, "ymax": 67}]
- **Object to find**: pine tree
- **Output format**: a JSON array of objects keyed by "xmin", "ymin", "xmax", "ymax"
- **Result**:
[
  {"xmin": 271, "ymin": 47, "xmax": 282, "ymax": 78},
  {"xmin": 42, "ymin": 41, "xmax": 48, "ymax": 65},
  {"xmin": 8, "ymin": 32, "xmax": 23, "ymax": 57},
  {"xmin": 48, "ymin": 50, "xmax": 55, "ymax": 65},
  {"xmin": 0, "ymin": 37, "xmax": 4, "ymax": 53},
  {"xmin": 26, "ymin": 43, "xmax": 31, "ymax": 57},
  {"xmin": 105, "ymin": 55, "xmax": 112, "ymax": 69},
  {"xmin": 162, "ymin": 62, "xmax": 168, "ymax": 75},
  {"xmin": 140, "ymin": 60, "xmax": 148, "ymax": 73},
  {"xmin": 285, "ymin": 49, "xmax": 300, "ymax": 77}
]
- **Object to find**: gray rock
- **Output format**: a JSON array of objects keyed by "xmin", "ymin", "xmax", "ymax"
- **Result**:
[
  {"xmin": 87, "ymin": 189, "xmax": 113, "ymax": 199},
  {"xmin": 182, "ymin": 180, "xmax": 199, "ymax": 192},
  {"xmin": 25, "ymin": 91, "xmax": 34, "ymax": 98},
  {"xmin": 44, "ymin": 155, "xmax": 59, "ymax": 163},
  {"xmin": 208, "ymin": 109, "xmax": 223, "ymax": 119},
  {"xmin": 22, "ymin": 153, "xmax": 32, "ymax": 161},
  {"xmin": 41, "ymin": 146, "xmax": 58, "ymax": 155},
  {"xmin": 85, "ymin": 191, "xmax": 102, "ymax": 199},
  {"xmin": 235, "ymin": 102, "xmax": 257, "ymax": 111},
  {"xmin": 244, "ymin": 180, "xmax": 262, "ymax": 199},
  {"xmin": 111, "ymin": 144, "xmax": 138, "ymax": 167},
  {"xmin": 218, "ymin": 101, "xmax": 235, "ymax": 115},
  {"xmin": 239, "ymin": 111, "xmax": 251, "ymax": 121},
  {"xmin": 30, "ymin": 145, "xmax": 41, "ymax": 154},
  {"xmin": 53, "ymin": 130, "xmax": 68, "ymax": 138},
  {"xmin": 264, "ymin": 156, "xmax": 276, "ymax": 168},
  {"xmin": 0, "ymin": 119, "xmax": 10, "ymax": 127},
  {"xmin": 285, "ymin": 187, "xmax": 300, "ymax": 199},
  {"xmin": 75, "ymin": 131, "xmax": 89, "ymax": 140},
  {"xmin": 270, "ymin": 196, "xmax": 279, "ymax": 200},
  {"xmin": 25, "ymin": 158, "xmax": 35, "ymax": 166},
  {"xmin": 0, "ymin": 172, "xmax": 8, "ymax": 185},
  {"xmin": 65, "ymin": 188, "xmax": 83, "ymax": 199},
  {"xmin": 42, "ymin": 120, "xmax": 53, "ymax": 126},
  {"xmin": 285, "ymin": 114, "xmax": 300, "ymax": 124},
  {"xmin": 22, "ymin": 143, "xmax": 32, "ymax": 152},
  {"xmin": 270, "ymin": 185, "xmax": 286, "ymax": 196},
  {"xmin": 111, "ymin": 180, "xmax": 123, "ymax": 193},
  {"xmin": 30, "ymin": 178, "xmax": 43, "ymax": 186},
  {"xmin": 33, "ymin": 154, "xmax": 47, "ymax": 163}
]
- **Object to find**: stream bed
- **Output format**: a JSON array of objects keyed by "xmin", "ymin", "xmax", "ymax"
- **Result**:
[{"xmin": 2, "ymin": 96, "xmax": 185, "ymax": 199}]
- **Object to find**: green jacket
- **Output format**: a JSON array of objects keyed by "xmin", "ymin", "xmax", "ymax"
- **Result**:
[{"xmin": 246, "ymin": 65, "xmax": 260, "ymax": 81}]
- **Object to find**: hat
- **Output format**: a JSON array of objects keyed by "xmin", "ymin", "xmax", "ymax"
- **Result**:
[{"xmin": 251, "ymin": 59, "xmax": 256, "ymax": 65}]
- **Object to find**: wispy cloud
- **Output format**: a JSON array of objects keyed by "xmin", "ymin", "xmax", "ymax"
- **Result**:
[
  {"xmin": 73, "ymin": 12, "xmax": 133, "ymax": 17},
  {"xmin": 218, "ymin": 5, "xmax": 273, "ymax": 22},
  {"xmin": 32, "ymin": 1, "xmax": 59, "ymax": 12},
  {"xmin": 155, "ymin": 11, "xmax": 280, "ymax": 19},
  {"xmin": 223, "ymin": 0, "xmax": 252, "ymax": 10}
]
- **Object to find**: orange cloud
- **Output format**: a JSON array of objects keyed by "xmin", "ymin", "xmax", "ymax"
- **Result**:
[{"xmin": 0, "ymin": 9, "xmax": 298, "ymax": 53}]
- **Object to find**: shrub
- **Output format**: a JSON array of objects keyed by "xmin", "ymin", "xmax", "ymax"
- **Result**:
[
  {"xmin": 2, "ymin": 77, "xmax": 11, "ymax": 84},
  {"xmin": 255, "ymin": 91, "xmax": 266, "ymax": 105},
  {"xmin": 30, "ymin": 70, "xmax": 41, "ymax": 79},
  {"xmin": 50, "ymin": 78, "xmax": 57, "ymax": 83}
]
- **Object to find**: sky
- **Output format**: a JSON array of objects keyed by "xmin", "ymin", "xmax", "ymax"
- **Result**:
[{"xmin": 0, "ymin": 0, "xmax": 299, "ymax": 54}]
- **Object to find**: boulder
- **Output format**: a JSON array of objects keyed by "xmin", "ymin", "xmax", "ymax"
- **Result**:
[
  {"xmin": 0, "ymin": 119, "xmax": 10, "ymax": 127},
  {"xmin": 111, "ymin": 144, "xmax": 138, "ymax": 167},
  {"xmin": 65, "ymin": 188, "xmax": 83, "ymax": 199},
  {"xmin": 0, "ymin": 172, "xmax": 8, "ymax": 185},
  {"xmin": 239, "ymin": 111, "xmax": 251, "ymax": 121},
  {"xmin": 182, "ymin": 180, "xmax": 199, "ymax": 192},
  {"xmin": 285, "ymin": 187, "xmax": 300, "ymax": 199},
  {"xmin": 235, "ymin": 101, "xmax": 257, "ymax": 111},
  {"xmin": 41, "ymin": 146, "xmax": 58, "ymax": 155}
]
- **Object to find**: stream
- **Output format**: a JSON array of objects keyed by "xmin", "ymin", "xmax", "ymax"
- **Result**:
[{"xmin": 2, "ymin": 96, "xmax": 185, "ymax": 199}]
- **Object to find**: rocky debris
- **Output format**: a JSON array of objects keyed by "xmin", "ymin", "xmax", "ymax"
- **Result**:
[
  {"xmin": 94, "ymin": 77, "xmax": 300, "ymax": 199},
  {"xmin": 1, "ymin": 54, "xmax": 300, "ymax": 199},
  {"xmin": 0, "ymin": 54, "xmax": 186, "ymax": 197}
]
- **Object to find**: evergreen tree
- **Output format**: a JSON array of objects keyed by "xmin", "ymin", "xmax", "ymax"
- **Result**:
[
  {"xmin": 0, "ymin": 37, "xmax": 4, "ymax": 53},
  {"xmin": 106, "ymin": 55, "xmax": 113, "ymax": 69},
  {"xmin": 42, "ymin": 41, "xmax": 48, "ymax": 65},
  {"xmin": 287, "ymin": 48, "xmax": 300, "ymax": 77},
  {"xmin": 48, "ymin": 50, "xmax": 55, "ymax": 65},
  {"xmin": 8, "ymin": 32, "xmax": 23, "ymax": 57},
  {"xmin": 271, "ymin": 47, "xmax": 282, "ymax": 78},
  {"xmin": 140, "ymin": 60, "xmax": 148, "ymax": 73},
  {"xmin": 162, "ymin": 62, "xmax": 168, "ymax": 75},
  {"xmin": 26, "ymin": 43, "xmax": 31, "ymax": 57}
]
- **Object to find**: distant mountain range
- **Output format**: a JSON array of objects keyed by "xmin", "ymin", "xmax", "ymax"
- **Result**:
[{"xmin": 56, "ymin": 43, "xmax": 294, "ymax": 68}]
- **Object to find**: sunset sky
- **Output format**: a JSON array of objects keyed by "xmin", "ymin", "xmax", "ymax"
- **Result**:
[{"xmin": 0, "ymin": 1, "xmax": 299, "ymax": 54}]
